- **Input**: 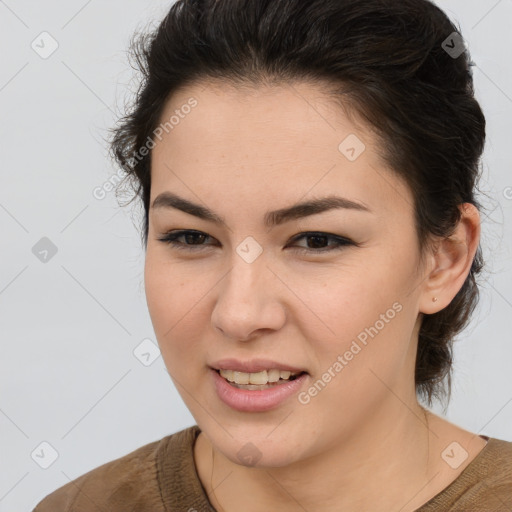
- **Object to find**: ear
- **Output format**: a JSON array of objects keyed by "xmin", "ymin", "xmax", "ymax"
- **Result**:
[{"xmin": 419, "ymin": 203, "xmax": 480, "ymax": 315}]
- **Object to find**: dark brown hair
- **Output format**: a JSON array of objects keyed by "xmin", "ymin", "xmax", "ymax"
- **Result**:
[{"xmin": 110, "ymin": 0, "xmax": 487, "ymax": 407}]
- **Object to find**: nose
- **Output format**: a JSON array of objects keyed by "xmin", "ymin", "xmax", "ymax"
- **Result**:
[{"xmin": 211, "ymin": 257, "xmax": 287, "ymax": 342}]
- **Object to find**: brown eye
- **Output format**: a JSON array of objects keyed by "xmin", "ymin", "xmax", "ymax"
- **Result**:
[
  {"xmin": 157, "ymin": 230, "xmax": 217, "ymax": 251},
  {"xmin": 287, "ymin": 232, "xmax": 353, "ymax": 254}
]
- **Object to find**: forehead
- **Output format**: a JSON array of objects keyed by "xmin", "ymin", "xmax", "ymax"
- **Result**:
[
  {"xmin": 150, "ymin": 80, "xmax": 413, "ymax": 220},
  {"xmin": 157, "ymin": 79, "xmax": 362, "ymax": 151}
]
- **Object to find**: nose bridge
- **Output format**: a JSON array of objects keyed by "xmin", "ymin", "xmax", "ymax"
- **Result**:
[
  {"xmin": 223, "ymin": 243, "xmax": 270, "ymax": 305},
  {"xmin": 225, "ymin": 233, "xmax": 269, "ymax": 293},
  {"xmin": 212, "ymin": 242, "xmax": 285, "ymax": 338}
]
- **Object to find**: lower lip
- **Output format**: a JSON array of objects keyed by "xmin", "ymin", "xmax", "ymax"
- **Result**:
[{"xmin": 211, "ymin": 368, "xmax": 308, "ymax": 412}]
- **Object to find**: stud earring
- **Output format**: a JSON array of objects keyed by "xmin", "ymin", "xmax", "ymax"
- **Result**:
[{"xmin": 432, "ymin": 297, "xmax": 438, "ymax": 302}]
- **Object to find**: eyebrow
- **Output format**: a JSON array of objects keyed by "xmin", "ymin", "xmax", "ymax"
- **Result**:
[{"xmin": 150, "ymin": 192, "xmax": 372, "ymax": 228}]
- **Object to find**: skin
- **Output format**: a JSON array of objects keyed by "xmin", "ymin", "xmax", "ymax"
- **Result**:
[{"xmin": 145, "ymin": 80, "xmax": 487, "ymax": 511}]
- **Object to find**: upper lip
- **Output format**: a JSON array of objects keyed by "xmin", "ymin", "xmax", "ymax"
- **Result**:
[{"xmin": 210, "ymin": 358, "xmax": 308, "ymax": 374}]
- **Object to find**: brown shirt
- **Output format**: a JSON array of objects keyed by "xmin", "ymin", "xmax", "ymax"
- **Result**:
[{"xmin": 33, "ymin": 425, "xmax": 512, "ymax": 511}]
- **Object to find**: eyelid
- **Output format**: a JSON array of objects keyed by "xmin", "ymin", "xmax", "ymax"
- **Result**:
[{"xmin": 157, "ymin": 229, "xmax": 355, "ymax": 254}]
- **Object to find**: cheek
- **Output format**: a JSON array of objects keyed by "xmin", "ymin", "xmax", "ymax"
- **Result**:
[
  {"xmin": 301, "ymin": 308, "xmax": 413, "ymax": 432},
  {"xmin": 144, "ymin": 256, "xmax": 195, "ymax": 356},
  {"xmin": 144, "ymin": 256, "xmax": 175, "ymax": 330},
  {"xmin": 144, "ymin": 243, "xmax": 198, "ymax": 320},
  {"xmin": 144, "ymin": 252, "xmax": 223, "ymax": 385},
  {"xmin": 293, "ymin": 267, "xmax": 392, "ymax": 345},
  {"xmin": 298, "ymin": 262, "xmax": 415, "ymax": 386}
]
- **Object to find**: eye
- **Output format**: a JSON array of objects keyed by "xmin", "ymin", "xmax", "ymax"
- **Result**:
[
  {"xmin": 288, "ymin": 232, "xmax": 354, "ymax": 254},
  {"xmin": 157, "ymin": 230, "xmax": 354, "ymax": 254},
  {"xmin": 157, "ymin": 230, "xmax": 218, "ymax": 252}
]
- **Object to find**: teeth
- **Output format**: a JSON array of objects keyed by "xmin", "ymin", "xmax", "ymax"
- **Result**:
[
  {"xmin": 233, "ymin": 371, "xmax": 249, "ymax": 384},
  {"xmin": 267, "ymin": 369, "xmax": 280, "ymax": 382},
  {"xmin": 219, "ymin": 369, "xmax": 301, "ymax": 385},
  {"xmin": 249, "ymin": 371, "xmax": 268, "ymax": 385}
]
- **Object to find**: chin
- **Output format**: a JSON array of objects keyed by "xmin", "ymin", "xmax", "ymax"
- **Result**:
[
  {"xmin": 205, "ymin": 422, "xmax": 308, "ymax": 468},
  {"xmin": 226, "ymin": 442, "xmax": 301, "ymax": 469}
]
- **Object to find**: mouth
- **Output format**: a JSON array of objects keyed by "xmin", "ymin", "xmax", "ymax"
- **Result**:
[
  {"xmin": 214, "ymin": 368, "xmax": 307, "ymax": 390},
  {"xmin": 211, "ymin": 366, "xmax": 310, "ymax": 412}
]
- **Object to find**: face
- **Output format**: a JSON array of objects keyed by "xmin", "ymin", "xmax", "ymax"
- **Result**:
[{"xmin": 145, "ymin": 80, "xmax": 429, "ymax": 467}]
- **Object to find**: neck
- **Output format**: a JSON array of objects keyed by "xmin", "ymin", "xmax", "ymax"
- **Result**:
[{"xmin": 199, "ymin": 399, "xmax": 442, "ymax": 512}]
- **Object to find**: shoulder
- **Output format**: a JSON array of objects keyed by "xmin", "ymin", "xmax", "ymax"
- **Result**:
[
  {"xmin": 420, "ymin": 437, "xmax": 512, "ymax": 511},
  {"xmin": 32, "ymin": 426, "xmax": 199, "ymax": 512},
  {"xmin": 476, "ymin": 438, "xmax": 512, "ymax": 500}
]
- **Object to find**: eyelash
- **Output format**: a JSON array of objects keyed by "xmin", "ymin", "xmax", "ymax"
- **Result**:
[{"xmin": 157, "ymin": 230, "xmax": 354, "ymax": 254}]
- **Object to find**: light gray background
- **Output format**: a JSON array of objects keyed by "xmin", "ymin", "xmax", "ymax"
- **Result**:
[{"xmin": 0, "ymin": 1, "xmax": 511, "ymax": 510}]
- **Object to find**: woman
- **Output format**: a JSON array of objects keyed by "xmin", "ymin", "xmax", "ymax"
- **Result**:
[{"xmin": 34, "ymin": 0, "xmax": 512, "ymax": 510}]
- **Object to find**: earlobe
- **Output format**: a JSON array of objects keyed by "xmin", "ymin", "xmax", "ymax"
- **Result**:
[{"xmin": 419, "ymin": 203, "xmax": 480, "ymax": 315}]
